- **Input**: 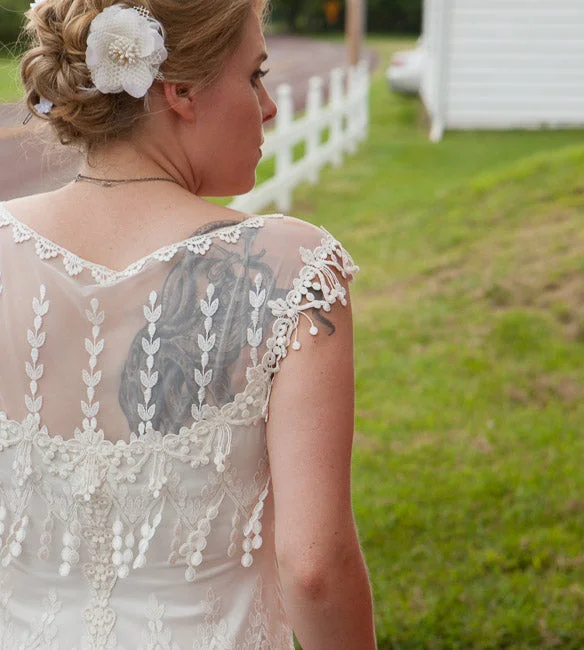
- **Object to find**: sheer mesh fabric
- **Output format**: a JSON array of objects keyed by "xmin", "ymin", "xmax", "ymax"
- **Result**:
[{"xmin": 0, "ymin": 204, "xmax": 357, "ymax": 649}]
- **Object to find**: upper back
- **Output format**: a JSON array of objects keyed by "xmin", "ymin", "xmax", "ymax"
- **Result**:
[
  {"xmin": 2, "ymin": 187, "xmax": 253, "ymax": 272},
  {"xmin": 0, "ymin": 200, "xmax": 358, "ymax": 648},
  {"xmin": 0, "ymin": 201, "xmax": 355, "ymax": 445}
]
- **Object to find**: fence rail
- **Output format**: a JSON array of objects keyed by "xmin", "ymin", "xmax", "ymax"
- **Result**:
[{"xmin": 229, "ymin": 59, "xmax": 370, "ymax": 215}]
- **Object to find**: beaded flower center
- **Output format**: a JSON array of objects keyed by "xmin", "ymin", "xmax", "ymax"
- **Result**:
[{"xmin": 108, "ymin": 36, "xmax": 140, "ymax": 66}]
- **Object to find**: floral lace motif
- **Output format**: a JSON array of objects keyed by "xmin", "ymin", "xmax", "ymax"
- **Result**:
[
  {"xmin": 138, "ymin": 594, "xmax": 180, "ymax": 650},
  {"xmin": 0, "ymin": 205, "xmax": 279, "ymax": 286},
  {"xmin": 265, "ymin": 228, "xmax": 358, "ymax": 360},
  {"xmin": 0, "ymin": 587, "xmax": 62, "ymax": 649},
  {"xmin": 259, "ymin": 228, "xmax": 359, "ymax": 414},
  {"xmin": 0, "ymin": 220, "xmax": 356, "ymax": 649},
  {"xmin": 188, "ymin": 578, "xmax": 291, "ymax": 650}
]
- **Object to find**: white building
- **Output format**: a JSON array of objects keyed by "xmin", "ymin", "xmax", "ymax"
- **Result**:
[{"xmin": 421, "ymin": 0, "xmax": 584, "ymax": 141}]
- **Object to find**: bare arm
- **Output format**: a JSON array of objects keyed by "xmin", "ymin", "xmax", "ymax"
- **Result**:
[{"xmin": 266, "ymin": 280, "xmax": 377, "ymax": 650}]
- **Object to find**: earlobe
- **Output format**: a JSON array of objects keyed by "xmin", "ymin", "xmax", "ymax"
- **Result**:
[{"xmin": 162, "ymin": 82, "xmax": 196, "ymax": 122}]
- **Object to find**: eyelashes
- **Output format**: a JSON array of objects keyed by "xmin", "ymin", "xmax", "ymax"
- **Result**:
[{"xmin": 252, "ymin": 68, "xmax": 270, "ymax": 87}]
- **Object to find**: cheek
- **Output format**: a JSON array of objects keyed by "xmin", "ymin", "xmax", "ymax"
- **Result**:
[
  {"xmin": 190, "ymin": 83, "xmax": 263, "ymax": 189},
  {"xmin": 200, "ymin": 88, "xmax": 260, "ymax": 145},
  {"xmin": 218, "ymin": 98, "xmax": 262, "ymax": 152}
]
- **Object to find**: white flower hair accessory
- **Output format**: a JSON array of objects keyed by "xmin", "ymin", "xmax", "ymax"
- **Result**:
[
  {"xmin": 34, "ymin": 96, "xmax": 54, "ymax": 115},
  {"xmin": 86, "ymin": 5, "xmax": 168, "ymax": 99}
]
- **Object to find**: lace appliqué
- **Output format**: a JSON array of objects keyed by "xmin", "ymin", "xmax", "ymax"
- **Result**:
[
  {"xmin": 0, "ymin": 204, "xmax": 273, "ymax": 286},
  {"xmin": 138, "ymin": 292, "xmax": 161, "ymax": 436},
  {"xmin": 0, "ymin": 221, "xmax": 352, "ymax": 650},
  {"xmin": 25, "ymin": 285, "xmax": 49, "ymax": 418},
  {"xmin": 194, "ymin": 589, "xmax": 236, "ymax": 649},
  {"xmin": 0, "ymin": 569, "xmax": 62, "ymax": 649},
  {"xmin": 261, "ymin": 229, "xmax": 358, "ymax": 413},
  {"xmin": 247, "ymin": 274, "xmax": 265, "ymax": 368},
  {"xmin": 138, "ymin": 594, "xmax": 180, "ymax": 650},
  {"xmin": 0, "ymin": 286, "xmax": 49, "ymax": 569},
  {"xmin": 192, "ymin": 578, "xmax": 292, "ymax": 650},
  {"xmin": 266, "ymin": 229, "xmax": 358, "ymax": 355},
  {"xmin": 0, "ymin": 586, "xmax": 62, "ymax": 649},
  {"xmin": 192, "ymin": 284, "xmax": 218, "ymax": 422},
  {"xmin": 0, "ymin": 279, "xmax": 272, "ymax": 647}
]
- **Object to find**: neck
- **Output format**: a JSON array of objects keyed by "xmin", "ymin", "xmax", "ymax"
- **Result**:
[
  {"xmin": 79, "ymin": 140, "xmax": 193, "ymax": 191},
  {"xmin": 75, "ymin": 173, "xmax": 180, "ymax": 187}
]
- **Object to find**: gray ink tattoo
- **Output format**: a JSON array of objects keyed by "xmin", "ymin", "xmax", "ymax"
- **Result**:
[
  {"xmin": 312, "ymin": 307, "xmax": 335, "ymax": 336},
  {"xmin": 119, "ymin": 223, "xmax": 276, "ymax": 435},
  {"xmin": 119, "ymin": 220, "xmax": 336, "ymax": 436}
]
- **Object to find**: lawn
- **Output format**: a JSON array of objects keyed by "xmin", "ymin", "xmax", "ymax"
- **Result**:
[
  {"xmin": 0, "ymin": 55, "xmax": 22, "ymax": 102},
  {"xmin": 286, "ymin": 38, "xmax": 584, "ymax": 649}
]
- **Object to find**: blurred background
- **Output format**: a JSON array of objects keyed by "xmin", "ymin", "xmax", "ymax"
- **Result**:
[{"xmin": 2, "ymin": 1, "xmax": 584, "ymax": 648}]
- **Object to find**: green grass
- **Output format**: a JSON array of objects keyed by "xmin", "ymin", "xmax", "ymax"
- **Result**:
[
  {"xmin": 0, "ymin": 55, "xmax": 22, "ymax": 102},
  {"xmin": 285, "ymin": 38, "xmax": 584, "ymax": 649}
]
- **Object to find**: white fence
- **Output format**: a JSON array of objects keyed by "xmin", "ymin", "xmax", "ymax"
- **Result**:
[{"xmin": 229, "ymin": 59, "xmax": 370, "ymax": 215}]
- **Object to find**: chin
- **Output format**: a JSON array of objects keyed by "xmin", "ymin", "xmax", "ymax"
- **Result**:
[
  {"xmin": 237, "ymin": 174, "xmax": 257, "ymax": 196},
  {"xmin": 206, "ymin": 173, "xmax": 257, "ymax": 198}
]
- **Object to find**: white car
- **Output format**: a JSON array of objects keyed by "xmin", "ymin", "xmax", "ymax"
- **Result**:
[{"xmin": 386, "ymin": 40, "xmax": 425, "ymax": 95}]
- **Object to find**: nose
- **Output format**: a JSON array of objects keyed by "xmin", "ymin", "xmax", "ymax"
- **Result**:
[{"xmin": 262, "ymin": 86, "xmax": 277, "ymax": 125}]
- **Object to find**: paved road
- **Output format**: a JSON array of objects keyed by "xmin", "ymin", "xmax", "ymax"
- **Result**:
[{"xmin": 0, "ymin": 37, "xmax": 377, "ymax": 200}]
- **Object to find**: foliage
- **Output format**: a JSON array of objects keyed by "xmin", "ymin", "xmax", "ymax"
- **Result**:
[
  {"xmin": 0, "ymin": 1, "xmax": 424, "ymax": 48},
  {"xmin": 269, "ymin": 0, "xmax": 330, "ymax": 32},
  {"xmin": 270, "ymin": 0, "xmax": 422, "ymax": 33},
  {"xmin": 0, "ymin": 0, "xmax": 29, "ymax": 50},
  {"xmin": 274, "ymin": 36, "xmax": 584, "ymax": 648},
  {"xmin": 367, "ymin": 0, "xmax": 422, "ymax": 33}
]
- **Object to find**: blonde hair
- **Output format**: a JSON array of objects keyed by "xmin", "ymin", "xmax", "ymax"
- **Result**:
[{"xmin": 21, "ymin": 0, "xmax": 268, "ymax": 152}]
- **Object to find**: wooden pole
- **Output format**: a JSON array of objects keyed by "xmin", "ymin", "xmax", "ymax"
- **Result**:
[{"xmin": 346, "ymin": 0, "xmax": 365, "ymax": 66}]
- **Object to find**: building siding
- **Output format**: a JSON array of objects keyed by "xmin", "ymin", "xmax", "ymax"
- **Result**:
[
  {"xmin": 420, "ymin": 0, "xmax": 442, "ymax": 115},
  {"xmin": 423, "ymin": 0, "xmax": 584, "ymax": 135}
]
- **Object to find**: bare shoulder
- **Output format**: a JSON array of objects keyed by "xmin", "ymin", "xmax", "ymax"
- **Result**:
[
  {"xmin": 258, "ymin": 214, "xmax": 339, "ymax": 254},
  {"xmin": 262, "ymin": 215, "xmax": 358, "ymax": 282},
  {"xmin": 3, "ymin": 189, "xmax": 247, "ymax": 227},
  {"xmin": 0, "ymin": 190, "xmax": 274, "ymax": 270},
  {"xmin": 2, "ymin": 191, "xmax": 53, "ymax": 220},
  {"xmin": 264, "ymin": 214, "xmax": 324, "ymax": 236}
]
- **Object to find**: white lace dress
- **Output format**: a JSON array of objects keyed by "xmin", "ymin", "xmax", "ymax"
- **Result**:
[{"xmin": 0, "ymin": 204, "xmax": 358, "ymax": 650}]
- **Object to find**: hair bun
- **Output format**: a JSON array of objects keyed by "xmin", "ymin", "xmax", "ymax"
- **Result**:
[{"xmin": 21, "ymin": 0, "xmax": 269, "ymax": 153}]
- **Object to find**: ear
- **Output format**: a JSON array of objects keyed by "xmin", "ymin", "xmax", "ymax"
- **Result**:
[{"xmin": 162, "ymin": 83, "xmax": 196, "ymax": 122}]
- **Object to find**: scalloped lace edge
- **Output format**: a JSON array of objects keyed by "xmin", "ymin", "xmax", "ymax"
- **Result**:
[{"xmin": 0, "ymin": 204, "xmax": 282, "ymax": 286}]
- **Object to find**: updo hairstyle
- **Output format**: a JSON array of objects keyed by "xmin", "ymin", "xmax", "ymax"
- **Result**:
[{"xmin": 21, "ymin": 0, "xmax": 268, "ymax": 152}]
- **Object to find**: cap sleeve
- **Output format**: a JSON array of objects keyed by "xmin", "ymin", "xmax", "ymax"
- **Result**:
[{"xmin": 259, "ymin": 217, "xmax": 359, "ymax": 378}]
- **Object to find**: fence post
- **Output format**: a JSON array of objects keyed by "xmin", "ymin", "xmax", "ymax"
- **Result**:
[
  {"xmin": 346, "ymin": 64, "xmax": 358, "ymax": 154},
  {"xmin": 306, "ymin": 76, "xmax": 324, "ymax": 185},
  {"xmin": 228, "ymin": 67, "xmax": 370, "ymax": 215},
  {"xmin": 329, "ymin": 67, "xmax": 345, "ymax": 168},
  {"xmin": 275, "ymin": 83, "xmax": 294, "ymax": 213},
  {"xmin": 360, "ymin": 59, "xmax": 370, "ymax": 141}
]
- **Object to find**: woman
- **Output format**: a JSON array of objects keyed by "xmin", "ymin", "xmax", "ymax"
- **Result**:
[{"xmin": 0, "ymin": 0, "xmax": 376, "ymax": 647}]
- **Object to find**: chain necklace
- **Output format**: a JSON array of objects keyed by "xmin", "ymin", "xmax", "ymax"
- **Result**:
[{"xmin": 74, "ymin": 173, "xmax": 181, "ymax": 188}]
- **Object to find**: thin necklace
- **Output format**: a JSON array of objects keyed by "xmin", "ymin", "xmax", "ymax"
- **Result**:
[{"xmin": 74, "ymin": 173, "xmax": 180, "ymax": 188}]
